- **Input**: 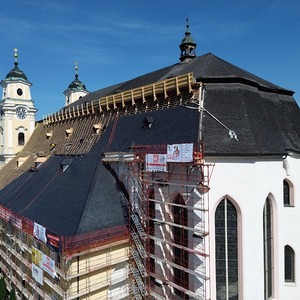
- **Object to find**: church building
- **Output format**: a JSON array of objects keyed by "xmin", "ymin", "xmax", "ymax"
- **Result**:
[{"xmin": 0, "ymin": 21, "xmax": 299, "ymax": 300}]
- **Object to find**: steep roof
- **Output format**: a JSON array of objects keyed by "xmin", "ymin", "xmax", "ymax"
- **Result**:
[
  {"xmin": 74, "ymin": 52, "xmax": 300, "ymax": 156},
  {"xmin": 99, "ymin": 91, "xmax": 300, "ymax": 156},
  {"xmin": 0, "ymin": 127, "xmax": 126, "ymax": 237},
  {"xmin": 73, "ymin": 52, "xmax": 293, "ymax": 108}
]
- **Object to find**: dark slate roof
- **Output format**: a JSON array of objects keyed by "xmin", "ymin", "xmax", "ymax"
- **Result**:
[
  {"xmin": 74, "ymin": 52, "xmax": 298, "ymax": 156},
  {"xmin": 69, "ymin": 52, "xmax": 293, "ymax": 110},
  {"xmin": 5, "ymin": 62, "xmax": 30, "ymax": 83},
  {"xmin": 66, "ymin": 74, "xmax": 88, "ymax": 92},
  {"xmin": 101, "ymin": 107, "xmax": 198, "ymax": 153},
  {"xmin": 100, "ymin": 84, "xmax": 300, "ymax": 156},
  {"xmin": 0, "ymin": 139, "xmax": 125, "ymax": 237}
]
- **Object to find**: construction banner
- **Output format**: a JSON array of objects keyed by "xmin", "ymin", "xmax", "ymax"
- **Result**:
[
  {"xmin": 47, "ymin": 232, "xmax": 62, "ymax": 253},
  {"xmin": 145, "ymin": 154, "xmax": 167, "ymax": 172},
  {"xmin": 32, "ymin": 264, "xmax": 43, "ymax": 285},
  {"xmin": 32, "ymin": 247, "xmax": 43, "ymax": 268},
  {"xmin": 34, "ymin": 222, "xmax": 47, "ymax": 244},
  {"xmin": 42, "ymin": 254, "xmax": 56, "ymax": 278},
  {"xmin": 167, "ymin": 143, "xmax": 194, "ymax": 162}
]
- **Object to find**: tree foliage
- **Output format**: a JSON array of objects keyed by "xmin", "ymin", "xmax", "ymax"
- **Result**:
[
  {"xmin": 9, "ymin": 288, "xmax": 16, "ymax": 300},
  {"xmin": 0, "ymin": 277, "xmax": 7, "ymax": 300}
]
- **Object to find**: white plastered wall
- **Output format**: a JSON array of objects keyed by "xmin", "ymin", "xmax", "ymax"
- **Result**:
[{"xmin": 207, "ymin": 154, "xmax": 300, "ymax": 300}]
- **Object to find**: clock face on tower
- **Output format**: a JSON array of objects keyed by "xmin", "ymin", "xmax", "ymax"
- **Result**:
[{"xmin": 16, "ymin": 107, "xmax": 27, "ymax": 120}]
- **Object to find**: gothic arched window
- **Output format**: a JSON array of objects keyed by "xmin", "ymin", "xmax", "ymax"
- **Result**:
[
  {"xmin": 263, "ymin": 198, "xmax": 274, "ymax": 299},
  {"xmin": 283, "ymin": 180, "xmax": 294, "ymax": 207},
  {"xmin": 285, "ymin": 245, "xmax": 295, "ymax": 282},
  {"xmin": 215, "ymin": 198, "xmax": 238, "ymax": 300}
]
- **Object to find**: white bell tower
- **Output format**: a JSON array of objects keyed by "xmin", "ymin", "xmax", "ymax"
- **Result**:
[
  {"xmin": 64, "ymin": 62, "xmax": 89, "ymax": 106},
  {"xmin": 0, "ymin": 48, "xmax": 37, "ymax": 164}
]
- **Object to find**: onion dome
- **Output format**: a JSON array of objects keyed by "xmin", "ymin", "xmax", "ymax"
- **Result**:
[
  {"xmin": 5, "ymin": 48, "xmax": 30, "ymax": 82},
  {"xmin": 67, "ymin": 63, "xmax": 88, "ymax": 92}
]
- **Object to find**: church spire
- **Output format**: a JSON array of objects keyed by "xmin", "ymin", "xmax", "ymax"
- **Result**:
[
  {"xmin": 14, "ymin": 48, "xmax": 18, "ymax": 65},
  {"xmin": 179, "ymin": 17, "xmax": 197, "ymax": 62},
  {"xmin": 75, "ymin": 61, "xmax": 79, "ymax": 79}
]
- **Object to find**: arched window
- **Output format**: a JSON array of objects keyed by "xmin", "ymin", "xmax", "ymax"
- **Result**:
[
  {"xmin": 18, "ymin": 132, "xmax": 25, "ymax": 145},
  {"xmin": 283, "ymin": 180, "xmax": 293, "ymax": 207},
  {"xmin": 285, "ymin": 245, "xmax": 295, "ymax": 282},
  {"xmin": 263, "ymin": 198, "xmax": 274, "ymax": 299},
  {"xmin": 172, "ymin": 193, "xmax": 189, "ymax": 298},
  {"xmin": 215, "ymin": 198, "xmax": 238, "ymax": 300}
]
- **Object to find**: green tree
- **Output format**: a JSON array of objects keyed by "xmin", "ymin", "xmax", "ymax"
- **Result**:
[
  {"xmin": 0, "ymin": 277, "xmax": 7, "ymax": 300},
  {"xmin": 9, "ymin": 288, "xmax": 16, "ymax": 300}
]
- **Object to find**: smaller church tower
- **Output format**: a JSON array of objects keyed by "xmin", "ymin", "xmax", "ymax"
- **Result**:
[
  {"xmin": 64, "ymin": 62, "xmax": 89, "ymax": 106},
  {"xmin": 0, "ymin": 49, "xmax": 37, "ymax": 164},
  {"xmin": 179, "ymin": 18, "xmax": 197, "ymax": 62}
]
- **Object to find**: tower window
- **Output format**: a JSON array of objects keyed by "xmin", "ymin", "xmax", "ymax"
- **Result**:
[
  {"xmin": 18, "ymin": 132, "xmax": 25, "ymax": 145},
  {"xmin": 17, "ymin": 88, "xmax": 23, "ymax": 96},
  {"xmin": 285, "ymin": 245, "xmax": 295, "ymax": 283}
]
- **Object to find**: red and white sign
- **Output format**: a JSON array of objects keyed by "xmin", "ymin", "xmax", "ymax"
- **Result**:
[
  {"xmin": 42, "ymin": 254, "xmax": 56, "ymax": 278},
  {"xmin": 47, "ymin": 233, "xmax": 60, "ymax": 249},
  {"xmin": 146, "ymin": 154, "xmax": 167, "ymax": 172}
]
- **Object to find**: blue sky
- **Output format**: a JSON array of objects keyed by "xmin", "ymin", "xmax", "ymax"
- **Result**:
[{"xmin": 1, "ymin": 0, "xmax": 299, "ymax": 120}]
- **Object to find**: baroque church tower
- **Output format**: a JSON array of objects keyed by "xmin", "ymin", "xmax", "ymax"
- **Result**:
[
  {"xmin": 63, "ymin": 62, "xmax": 89, "ymax": 106},
  {"xmin": 0, "ymin": 49, "xmax": 37, "ymax": 164}
]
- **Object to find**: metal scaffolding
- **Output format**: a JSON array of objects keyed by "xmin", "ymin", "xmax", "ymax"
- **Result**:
[
  {"xmin": 128, "ymin": 144, "xmax": 213, "ymax": 300},
  {"xmin": 0, "ymin": 207, "xmax": 129, "ymax": 300}
]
